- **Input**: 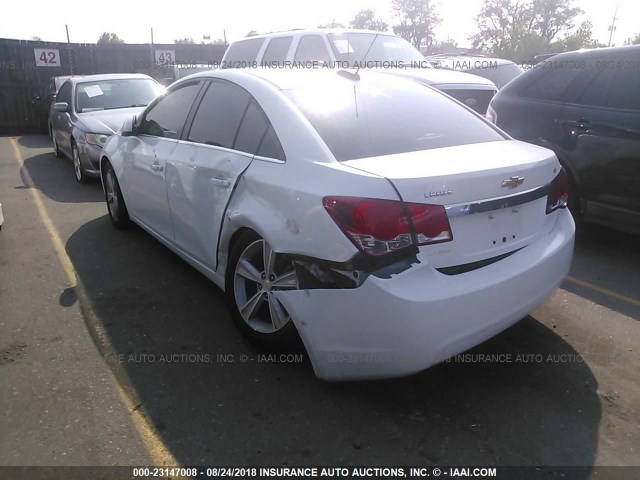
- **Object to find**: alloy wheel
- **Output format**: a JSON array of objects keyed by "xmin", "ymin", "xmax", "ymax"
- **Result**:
[
  {"xmin": 233, "ymin": 239, "xmax": 298, "ymax": 334},
  {"xmin": 105, "ymin": 169, "xmax": 119, "ymax": 221},
  {"xmin": 73, "ymin": 146, "xmax": 82, "ymax": 181}
]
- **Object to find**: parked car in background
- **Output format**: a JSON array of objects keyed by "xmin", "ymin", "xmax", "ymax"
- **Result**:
[
  {"xmin": 488, "ymin": 45, "xmax": 640, "ymax": 235},
  {"xmin": 49, "ymin": 74, "xmax": 162, "ymax": 183},
  {"xmin": 221, "ymin": 29, "xmax": 498, "ymax": 115},
  {"xmin": 35, "ymin": 75, "xmax": 73, "ymax": 134},
  {"xmin": 427, "ymin": 54, "xmax": 524, "ymax": 89},
  {"xmin": 99, "ymin": 69, "xmax": 574, "ymax": 380}
]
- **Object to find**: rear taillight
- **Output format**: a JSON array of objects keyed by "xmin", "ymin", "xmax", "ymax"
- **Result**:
[
  {"xmin": 546, "ymin": 168, "xmax": 569, "ymax": 214},
  {"xmin": 323, "ymin": 197, "xmax": 453, "ymax": 257}
]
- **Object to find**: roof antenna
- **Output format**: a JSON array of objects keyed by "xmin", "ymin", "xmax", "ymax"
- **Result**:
[{"xmin": 337, "ymin": 31, "xmax": 379, "ymax": 82}]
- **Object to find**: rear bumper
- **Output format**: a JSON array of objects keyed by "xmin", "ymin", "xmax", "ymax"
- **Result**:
[{"xmin": 277, "ymin": 209, "xmax": 575, "ymax": 381}]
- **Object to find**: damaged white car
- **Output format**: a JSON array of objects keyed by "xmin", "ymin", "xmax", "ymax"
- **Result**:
[{"xmin": 100, "ymin": 69, "xmax": 575, "ymax": 381}]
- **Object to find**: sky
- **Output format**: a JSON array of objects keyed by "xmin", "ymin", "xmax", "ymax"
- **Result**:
[{"xmin": 0, "ymin": 0, "xmax": 637, "ymax": 48}]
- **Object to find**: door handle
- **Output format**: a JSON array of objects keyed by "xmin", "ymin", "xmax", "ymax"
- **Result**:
[
  {"xmin": 151, "ymin": 162, "xmax": 164, "ymax": 172},
  {"xmin": 211, "ymin": 177, "xmax": 230, "ymax": 188}
]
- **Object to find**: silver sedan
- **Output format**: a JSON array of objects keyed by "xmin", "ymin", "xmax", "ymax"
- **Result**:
[{"xmin": 49, "ymin": 74, "xmax": 162, "ymax": 183}]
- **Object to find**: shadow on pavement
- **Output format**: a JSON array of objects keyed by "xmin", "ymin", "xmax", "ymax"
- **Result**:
[
  {"xmin": 564, "ymin": 224, "xmax": 640, "ymax": 321},
  {"xmin": 17, "ymin": 134, "xmax": 51, "ymax": 149},
  {"xmin": 21, "ymin": 153, "xmax": 103, "ymax": 204},
  {"xmin": 65, "ymin": 215, "xmax": 601, "ymax": 471}
]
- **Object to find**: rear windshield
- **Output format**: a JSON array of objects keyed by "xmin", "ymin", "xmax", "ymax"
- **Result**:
[
  {"xmin": 285, "ymin": 75, "xmax": 505, "ymax": 161},
  {"xmin": 75, "ymin": 79, "xmax": 161, "ymax": 113}
]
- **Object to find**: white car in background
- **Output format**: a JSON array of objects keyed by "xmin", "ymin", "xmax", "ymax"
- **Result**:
[
  {"xmin": 222, "ymin": 29, "xmax": 498, "ymax": 115},
  {"xmin": 99, "ymin": 69, "xmax": 574, "ymax": 380}
]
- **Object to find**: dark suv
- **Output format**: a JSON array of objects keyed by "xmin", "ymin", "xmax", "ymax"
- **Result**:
[{"xmin": 488, "ymin": 45, "xmax": 640, "ymax": 234}]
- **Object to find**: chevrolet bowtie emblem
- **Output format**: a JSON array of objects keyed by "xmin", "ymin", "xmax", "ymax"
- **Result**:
[{"xmin": 502, "ymin": 176, "xmax": 525, "ymax": 189}]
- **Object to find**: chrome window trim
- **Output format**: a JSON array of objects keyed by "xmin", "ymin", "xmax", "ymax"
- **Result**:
[{"xmin": 445, "ymin": 183, "xmax": 549, "ymax": 218}]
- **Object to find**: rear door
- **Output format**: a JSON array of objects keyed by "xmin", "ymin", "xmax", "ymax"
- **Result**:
[
  {"xmin": 124, "ymin": 80, "xmax": 203, "ymax": 241},
  {"xmin": 559, "ymin": 51, "xmax": 640, "ymax": 221},
  {"xmin": 167, "ymin": 79, "xmax": 285, "ymax": 269}
]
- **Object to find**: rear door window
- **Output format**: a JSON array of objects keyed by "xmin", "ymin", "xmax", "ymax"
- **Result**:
[
  {"xmin": 187, "ymin": 81, "xmax": 250, "ymax": 148},
  {"xmin": 262, "ymin": 37, "xmax": 293, "ymax": 66},
  {"xmin": 606, "ymin": 54, "xmax": 640, "ymax": 111},
  {"xmin": 294, "ymin": 35, "xmax": 331, "ymax": 63},
  {"xmin": 521, "ymin": 63, "xmax": 583, "ymax": 102},
  {"xmin": 223, "ymin": 38, "xmax": 265, "ymax": 67}
]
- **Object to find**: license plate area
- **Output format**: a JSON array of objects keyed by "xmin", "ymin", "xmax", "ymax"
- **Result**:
[{"xmin": 423, "ymin": 198, "xmax": 550, "ymax": 268}]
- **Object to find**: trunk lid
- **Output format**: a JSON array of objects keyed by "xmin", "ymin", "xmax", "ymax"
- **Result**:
[{"xmin": 342, "ymin": 140, "xmax": 561, "ymax": 268}]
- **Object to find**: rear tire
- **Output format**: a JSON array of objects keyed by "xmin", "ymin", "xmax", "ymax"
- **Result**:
[
  {"xmin": 225, "ymin": 230, "xmax": 302, "ymax": 350},
  {"xmin": 103, "ymin": 161, "xmax": 131, "ymax": 229}
]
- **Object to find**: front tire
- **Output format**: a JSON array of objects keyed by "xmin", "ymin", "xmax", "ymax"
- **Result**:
[
  {"xmin": 72, "ymin": 142, "xmax": 89, "ymax": 184},
  {"xmin": 103, "ymin": 161, "xmax": 131, "ymax": 229},
  {"xmin": 225, "ymin": 231, "xmax": 301, "ymax": 349}
]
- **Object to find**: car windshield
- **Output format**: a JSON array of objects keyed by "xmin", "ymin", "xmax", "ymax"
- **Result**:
[
  {"xmin": 285, "ymin": 74, "xmax": 504, "ymax": 161},
  {"xmin": 327, "ymin": 33, "xmax": 427, "ymax": 67},
  {"xmin": 75, "ymin": 79, "xmax": 162, "ymax": 113},
  {"xmin": 468, "ymin": 63, "xmax": 524, "ymax": 89}
]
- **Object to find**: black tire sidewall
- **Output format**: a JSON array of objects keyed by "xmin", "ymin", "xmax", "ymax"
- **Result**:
[
  {"xmin": 103, "ymin": 161, "xmax": 130, "ymax": 229},
  {"xmin": 72, "ymin": 143, "xmax": 89, "ymax": 184}
]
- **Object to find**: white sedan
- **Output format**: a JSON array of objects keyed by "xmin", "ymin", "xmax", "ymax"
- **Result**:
[{"xmin": 99, "ymin": 69, "xmax": 575, "ymax": 380}]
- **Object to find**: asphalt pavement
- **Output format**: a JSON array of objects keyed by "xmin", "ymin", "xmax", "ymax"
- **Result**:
[{"xmin": 0, "ymin": 135, "xmax": 638, "ymax": 473}]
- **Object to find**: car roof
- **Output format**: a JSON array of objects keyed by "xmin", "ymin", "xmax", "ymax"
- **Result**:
[
  {"xmin": 539, "ymin": 44, "xmax": 640, "ymax": 60},
  {"xmin": 233, "ymin": 29, "xmax": 399, "ymax": 42},
  {"xmin": 67, "ymin": 73, "xmax": 154, "ymax": 85}
]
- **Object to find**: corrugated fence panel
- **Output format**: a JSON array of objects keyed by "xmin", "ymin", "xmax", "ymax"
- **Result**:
[{"xmin": 0, "ymin": 38, "xmax": 227, "ymax": 134}]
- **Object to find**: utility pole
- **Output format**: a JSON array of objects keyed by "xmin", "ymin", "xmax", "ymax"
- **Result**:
[
  {"xmin": 65, "ymin": 24, "xmax": 73, "ymax": 75},
  {"xmin": 150, "ymin": 27, "xmax": 154, "ymax": 65},
  {"xmin": 607, "ymin": 3, "xmax": 619, "ymax": 47}
]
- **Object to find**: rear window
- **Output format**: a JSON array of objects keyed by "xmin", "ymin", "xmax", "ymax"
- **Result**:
[
  {"xmin": 285, "ymin": 75, "xmax": 505, "ymax": 161},
  {"xmin": 223, "ymin": 38, "xmax": 265, "ymax": 67}
]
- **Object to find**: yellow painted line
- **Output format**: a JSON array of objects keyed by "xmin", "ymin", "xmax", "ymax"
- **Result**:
[
  {"xmin": 566, "ymin": 275, "xmax": 640, "ymax": 308},
  {"xmin": 9, "ymin": 137, "xmax": 178, "ymax": 467}
]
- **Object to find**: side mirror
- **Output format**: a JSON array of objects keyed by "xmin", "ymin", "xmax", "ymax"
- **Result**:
[
  {"xmin": 53, "ymin": 102, "xmax": 69, "ymax": 112},
  {"xmin": 122, "ymin": 114, "xmax": 139, "ymax": 137}
]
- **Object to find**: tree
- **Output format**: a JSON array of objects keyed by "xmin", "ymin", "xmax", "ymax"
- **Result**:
[
  {"xmin": 97, "ymin": 32, "xmax": 124, "ymax": 44},
  {"xmin": 531, "ymin": 0, "xmax": 582, "ymax": 46},
  {"xmin": 31, "ymin": 36, "xmax": 42, "ymax": 41},
  {"xmin": 246, "ymin": 30, "xmax": 259, "ymax": 37},
  {"xmin": 317, "ymin": 20, "xmax": 346, "ymax": 29},
  {"xmin": 625, "ymin": 33, "xmax": 640, "ymax": 45},
  {"xmin": 350, "ymin": 9, "xmax": 389, "ymax": 32},
  {"xmin": 561, "ymin": 21, "xmax": 605, "ymax": 51},
  {"xmin": 392, "ymin": 0, "xmax": 441, "ymax": 50},
  {"xmin": 430, "ymin": 39, "xmax": 459, "ymax": 54},
  {"xmin": 471, "ymin": 0, "xmax": 534, "ymax": 59},
  {"xmin": 470, "ymin": 0, "xmax": 583, "ymax": 60},
  {"xmin": 174, "ymin": 38, "xmax": 194, "ymax": 44}
]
